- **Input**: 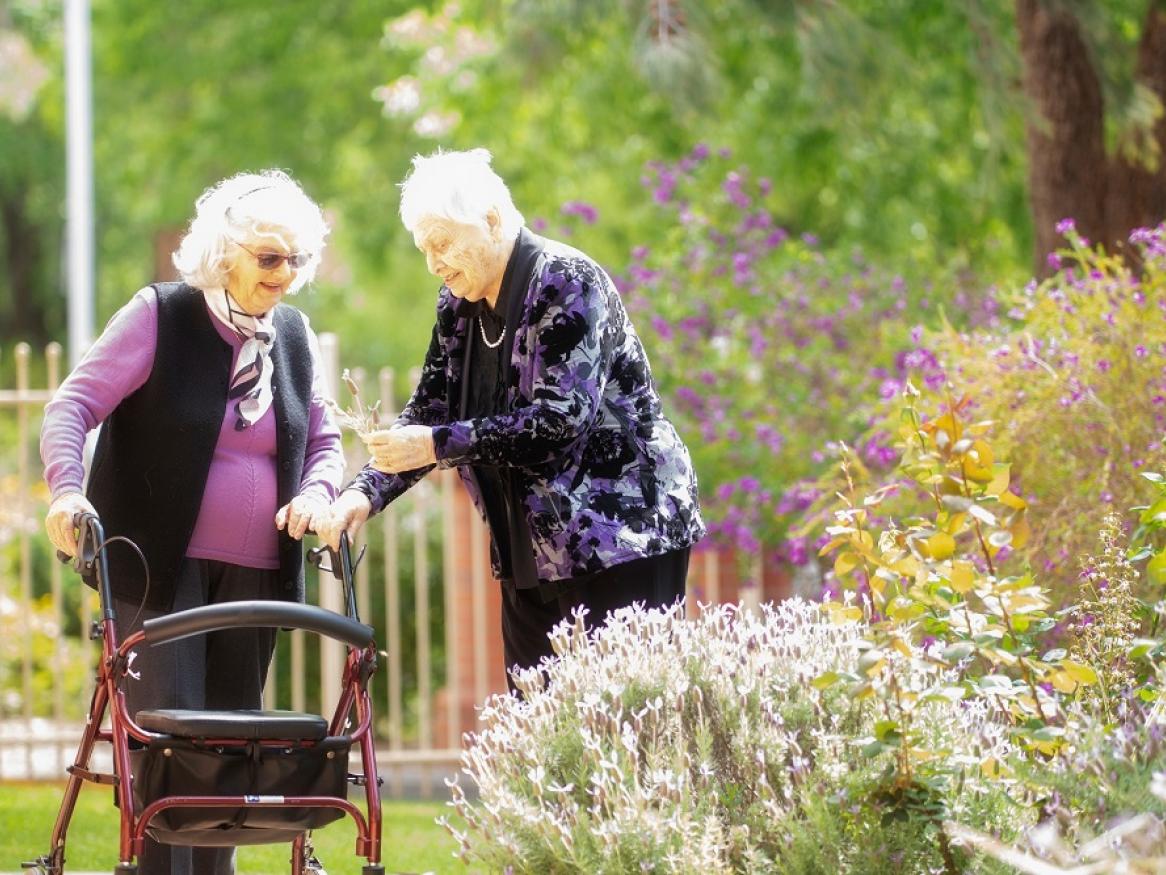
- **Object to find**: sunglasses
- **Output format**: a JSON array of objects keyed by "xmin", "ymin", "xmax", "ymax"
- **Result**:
[{"xmin": 233, "ymin": 240, "xmax": 312, "ymax": 271}]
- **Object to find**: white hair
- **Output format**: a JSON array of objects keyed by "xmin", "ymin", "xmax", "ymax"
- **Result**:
[
  {"xmin": 398, "ymin": 148, "xmax": 524, "ymax": 241},
  {"xmin": 172, "ymin": 169, "xmax": 329, "ymax": 294}
]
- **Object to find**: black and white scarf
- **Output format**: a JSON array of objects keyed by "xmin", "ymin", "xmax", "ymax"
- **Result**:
[{"xmin": 203, "ymin": 288, "xmax": 277, "ymax": 430}]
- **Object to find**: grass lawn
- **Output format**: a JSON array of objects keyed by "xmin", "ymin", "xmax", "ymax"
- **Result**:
[{"xmin": 4, "ymin": 782, "xmax": 465, "ymax": 874}]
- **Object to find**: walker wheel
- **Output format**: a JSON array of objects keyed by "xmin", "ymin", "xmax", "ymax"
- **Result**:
[{"xmin": 19, "ymin": 857, "xmax": 59, "ymax": 875}]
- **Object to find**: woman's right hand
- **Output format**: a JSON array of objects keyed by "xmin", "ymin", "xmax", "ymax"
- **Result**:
[
  {"xmin": 317, "ymin": 489, "xmax": 373, "ymax": 551},
  {"xmin": 45, "ymin": 492, "xmax": 98, "ymax": 557}
]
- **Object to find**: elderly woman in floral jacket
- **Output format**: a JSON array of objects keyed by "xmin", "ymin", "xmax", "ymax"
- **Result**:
[{"xmin": 321, "ymin": 148, "xmax": 703, "ymax": 681}]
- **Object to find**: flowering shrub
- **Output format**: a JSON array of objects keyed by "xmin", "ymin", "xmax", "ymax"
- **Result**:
[
  {"xmin": 800, "ymin": 221, "xmax": 1166, "ymax": 598},
  {"xmin": 811, "ymin": 382, "xmax": 1166, "ymax": 871},
  {"xmin": 953, "ymin": 704, "xmax": 1166, "ymax": 873},
  {"xmin": 609, "ymin": 145, "xmax": 998, "ymax": 564},
  {"xmin": 443, "ymin": 599, "xmax": 1024, "ymax": 873}
]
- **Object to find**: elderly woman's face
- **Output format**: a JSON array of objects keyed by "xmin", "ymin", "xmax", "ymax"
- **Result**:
[
  {"xmin": 226, "ymin": 227, "xmax": 305, "ymax": 316},
  {"xmin": 413, "ymin": 215, "xmax": 504, "ymax": 305}
]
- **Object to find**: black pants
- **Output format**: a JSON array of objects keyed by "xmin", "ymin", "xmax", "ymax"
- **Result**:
[
  {"xmin": 500, "ymin": 547, "xmax": 689, "ymax": 691},
  {"xmin": 114, "ymin": 557, "xmax": 280, "ymax": 875}
]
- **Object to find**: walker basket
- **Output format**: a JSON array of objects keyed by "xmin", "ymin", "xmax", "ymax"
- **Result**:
[{"xmin": 129, "ymin": 735, "xmax": 351, "ymax": 846}]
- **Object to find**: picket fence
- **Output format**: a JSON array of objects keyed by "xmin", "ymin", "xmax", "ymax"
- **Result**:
[{"xmin": 0, "ymin": 335, "xmax": 777, "ymax": 795}]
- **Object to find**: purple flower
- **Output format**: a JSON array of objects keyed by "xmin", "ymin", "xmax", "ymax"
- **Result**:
[
  {"xmin": 785, "ymin": 536, "xmax": 808, "ymax": 566},
  {"xmin": 560, "ymin": 200, "xmax": 599, "ymax": 224},
  {"xmin": 649, "ymin": 315, "xmax": 673, "ymax": 340},
  {"xmin": 1047, "ymin": 252, "xmax": 1063, "ymax": 270},
  {"xmin": 722, "ymin": 171, "xmax": 751, "ymax": 209},
  {"xmin": 764, "ymin": 228, "xmax": 789, "ymax": 248},
  {"xmin": 1055, "ymin": 217, "xmax": 1076, "ymax": 236}
]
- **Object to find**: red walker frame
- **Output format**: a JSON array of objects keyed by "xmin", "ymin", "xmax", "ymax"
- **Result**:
[{"xmin": 23, "ymin": 514, "xmax": 384, "ymax": 875}]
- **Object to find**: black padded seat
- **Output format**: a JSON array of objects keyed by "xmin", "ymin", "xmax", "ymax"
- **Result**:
[{"xmin": 135, "ymin": 709, "xmax": 329, "ymax": 741}]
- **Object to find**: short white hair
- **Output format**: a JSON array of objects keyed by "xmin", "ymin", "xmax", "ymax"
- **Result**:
[
  {"xmin": 398, "ymin": 148, "xmax": 524, "ymax": 241},
  {"xmin": 172, "ymin": 169, "xmax": 329, "ymax": 294}
]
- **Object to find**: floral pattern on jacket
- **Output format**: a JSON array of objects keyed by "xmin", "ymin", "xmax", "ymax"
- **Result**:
[{"xmin": 350, "ymin": 234, "xmax": 704, "ymax": 583}]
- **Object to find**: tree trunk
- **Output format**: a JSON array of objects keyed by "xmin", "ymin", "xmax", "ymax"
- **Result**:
[
  {"xmin": 1015, "ymin": 0, "xmax": 1108, "ymax": 275},
  {"xmin": 1106, "ymin": 1, "xmax": 1166, "ymax": 261},
  {"xmin": 153, "ymin": 226, "xmax": 184, "ymax": 282},
  {"xmin": 0, "ymin": 191, "xmax": 44, "ymax": 342}
]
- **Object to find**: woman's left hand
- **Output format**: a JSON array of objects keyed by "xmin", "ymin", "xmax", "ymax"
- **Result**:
[
  {"xmin": 275, "ymin": 493, "xmax": 329, "ymax": 540},
  {"xmin": 364, "ymin": 425, "xmax": 437, "ymax": 473}
]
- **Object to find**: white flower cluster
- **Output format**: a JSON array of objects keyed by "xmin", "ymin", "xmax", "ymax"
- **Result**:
[{"xmin": 442, "ymin": 599, "xmax": 1020, "ymax": 873}]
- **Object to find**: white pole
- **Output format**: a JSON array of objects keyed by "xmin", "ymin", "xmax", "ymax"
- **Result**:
[{"xmin": 64, "ymin": 0, "xmax": 94, "ymax": 368}]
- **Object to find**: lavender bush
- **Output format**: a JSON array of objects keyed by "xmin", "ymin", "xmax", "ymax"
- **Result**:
[{"xmin": 443, "ymin": 600, "xmax": 1023, "ymax": 873}]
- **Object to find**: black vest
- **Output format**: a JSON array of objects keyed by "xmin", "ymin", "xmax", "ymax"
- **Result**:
[{"xmin": 86, "ymin": 282, "xmax": 312, "ymax": 610}]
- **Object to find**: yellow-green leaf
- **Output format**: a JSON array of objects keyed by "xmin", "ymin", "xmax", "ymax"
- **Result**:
[
  {"xmin": 1060, "ymin": 659, "xmax": 1098, "ymax": 686},
  {"xmin": 986, "ymin": 462, "xmax": 1011, "ymax": 497},
  {"xmin": 834, "ymin": 552, "xmax": 862, "ymax": 577},
  {"xmin": 923, "ymin": 532, "xmax": 956, "ymax": 561},
  {"xmin": 950, "ymin": 560, "xmax": 975, "ymax": 593},
  {"xmin": 1149, "ymin": 551, "xmax": 1166, "ymax": 587}
]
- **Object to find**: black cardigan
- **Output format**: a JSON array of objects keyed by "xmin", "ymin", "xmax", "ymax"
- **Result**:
[{"xmin": 86, "ymin": 282, "xmax": 312, "ymax": 610}]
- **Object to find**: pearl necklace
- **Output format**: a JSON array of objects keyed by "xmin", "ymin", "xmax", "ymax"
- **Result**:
[{"xmin": 477, "ymin": 314, "xmax": 505, "ymax": 349}]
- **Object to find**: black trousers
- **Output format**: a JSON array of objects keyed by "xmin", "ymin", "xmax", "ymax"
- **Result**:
[
  {"xmin": 500, "ymin": 547, "xmax": 689, "ymax": 691},
  {"xmin": 114, "ymin": 557, "xmax": 280, "ymax": 875}
]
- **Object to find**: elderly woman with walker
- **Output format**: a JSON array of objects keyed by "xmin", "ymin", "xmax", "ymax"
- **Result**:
[
  {"xmin": 40, "ymin": 169, "xmax": 344, "ymax": 875},
  {"xmin": 321, "ymin": 148, "xmax": 704, "ymax": 687}
]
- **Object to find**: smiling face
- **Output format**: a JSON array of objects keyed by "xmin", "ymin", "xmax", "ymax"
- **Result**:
[
  {"xmin": 226, "ymin": 227, "xmax": 302, "ymax": 316},
  {"xmin": 413, "ymin": 213, "xmax": 510, "ymax": 308}
]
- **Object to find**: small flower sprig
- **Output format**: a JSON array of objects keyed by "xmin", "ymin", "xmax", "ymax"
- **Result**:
[{"xmin": 326, "ymin": 368, "xmax": 381, "ymax": 436}]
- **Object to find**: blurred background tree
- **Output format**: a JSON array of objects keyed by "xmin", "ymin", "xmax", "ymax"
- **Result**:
[
  {"xmin": 0, "ymin": 0, "xmax": 62, "ymax": 346},
  {"xmin": 2, "ymin": 0, "xmax": 1165, "ymax": 571},
  {"xmin": 0, "ymin": 0, "xmax": 1025, "ymax": 367}
]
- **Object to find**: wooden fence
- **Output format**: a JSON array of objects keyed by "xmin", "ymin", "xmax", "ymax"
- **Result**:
[{"xmin": 0, "ymin": 335, "xmax": 780, "ymax": 793}]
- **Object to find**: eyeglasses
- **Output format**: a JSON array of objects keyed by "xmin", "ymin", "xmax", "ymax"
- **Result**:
[{"xmin": 232, "ymin": 239, "xmax": 312, "ymax": 271}]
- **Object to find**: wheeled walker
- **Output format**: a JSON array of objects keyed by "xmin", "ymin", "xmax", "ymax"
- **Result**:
[{"xmin": 23, "ymin": 513, "xmax": 385, "ymax": 874}]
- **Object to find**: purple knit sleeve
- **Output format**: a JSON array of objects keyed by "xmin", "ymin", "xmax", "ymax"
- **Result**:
[
  {"xmin": 40, "ymin": 288, "xmax": 158, "ymax": 500},
  {"xmin": 295, "ymin": 313, "xmax": 345, "ymax": 504}
]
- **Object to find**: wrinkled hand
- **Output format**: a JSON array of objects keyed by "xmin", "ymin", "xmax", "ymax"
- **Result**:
[
  {"xmin": 45, "ymin": 492, "xmax": 98, "ymax": 557},
  {"xmin": 364, "ymin": 425, "xmax": 437, "ymax": 474},
  {"xmin": 316, "ymin": 489, "xmax": 373, "ymax": 551},
  {"xmin": 275, "ymin": 493, "xmax": 329, "ymax": 541}
]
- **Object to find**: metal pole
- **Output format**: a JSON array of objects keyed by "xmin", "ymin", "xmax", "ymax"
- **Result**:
[{"xmin": 64, "ymin": 0, "xmax": 95, "ymax": 367}]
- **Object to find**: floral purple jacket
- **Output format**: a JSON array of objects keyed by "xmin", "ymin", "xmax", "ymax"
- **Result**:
[{"xmin": 350, "ymin": 231, "xmax": 704, "ymax": 584}]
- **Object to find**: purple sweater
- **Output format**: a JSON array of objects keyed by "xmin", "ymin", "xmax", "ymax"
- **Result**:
[{"xmin": 41, "ymin": 288, "xmax": 344, "ymax": 569}]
